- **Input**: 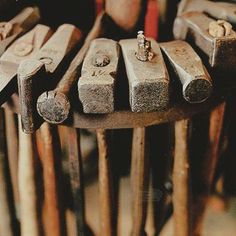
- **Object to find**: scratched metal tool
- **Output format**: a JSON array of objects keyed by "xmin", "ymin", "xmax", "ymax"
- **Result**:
[
  {"xmin": 78, "ymin": 38, "xmax": 120, "ymax": 114},
  {"xmin": 178, "ymin": 0, "xmax": 236, "ymax": 24},
  {"xmin": 18, "ymin": 24, "xmax": 82, "ymax": 133},
  {"xmin": 160, "ymin": 40, "xmax": 213, "ymax": 103},
  {"xmin": 0, "ymin": 24, "xmax": 52, "ymax": 106},
  {"xmin": 173, "ymin": 12, "xmax": 236, "ymax": 69},
  {"xmin": 0, "ymin": 7, "xmax": 41, "ymax": 56},
  {"xmin": 120, "ymin": 32, "xmax": 170, "ymax": 112}
]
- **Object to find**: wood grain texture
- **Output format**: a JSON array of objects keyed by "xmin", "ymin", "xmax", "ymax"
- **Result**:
[
  {"xmin": 78, "ymin": 38, "xmax": 120, "ymax": 113},
  {"xmin": 18, "ymin": 115, "xmax": 40, "ymax": 236},
  {"xmin": 97, "ymin": 129, "xmax": 116, "ymax": 236},
  {"xmin": 173, "ymin": 119, "xmax": 192, "ymax": 236},
  {"xmin": 0, "ymin": 7, "xmax": 41, "ymax": 56},
  {"xmin": 63, "ymin": 127, "xmax": 86, "ymax": 236},
  {"xmin": 130, "ymin": 127, "xmax": 149, "ymax": 236},
  {"xmin": 192, "ymin": 102, "xmax": 226, "ymax": 236},
  {"xmin": 0, "ymin": 110, "xmax": 14, "ymax": 236},
  {"xmin": 0, "ymin": 24, "xmax": 52, "ymax": 105},
  {"xmin": 160, "ymin": 40, "xmax": 212, "ymax": 103},
  {"xmin": 120, "ymin": 38, "xmax": 170, "ymax": 112},
  {"xmin": 39, "ymin": 122, "xmax": 62, "ymax": 236},
  {"xmin": 173, "ymin": 12, "xmax": 236, "ymax": 68},
  {"xmin": 4, "ymin": 109, "xmax": 19, "ymax": 217},
  {"xmin": 36, "ymin": 12, "xmax": 105, "ymax": 124}
]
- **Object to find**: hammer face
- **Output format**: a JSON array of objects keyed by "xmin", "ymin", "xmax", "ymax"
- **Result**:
[
  {"xmin": 173, "ymin": 12, "xmax": 236, "ymax": 69},
  {"xmin": 120, "ymin": 38, "xmax": 170, "ymax": 112}
]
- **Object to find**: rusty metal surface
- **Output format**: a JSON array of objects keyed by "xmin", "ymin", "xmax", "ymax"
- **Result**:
[
  {"xmin": 78, "ymin": 38, "xmax": 120, "ymax": 114},
  {"xmin": 173, "ymin": 12, "xmax": 236, "ymax": 69},
  {"xmin": 160, "ymin": 40, "xmax": 212, "ymax": 103}
]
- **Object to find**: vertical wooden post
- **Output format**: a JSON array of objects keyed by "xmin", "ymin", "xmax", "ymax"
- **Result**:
[
  {"xmin": 0, "ymin": 109, "xmax": 14, "ymax": 236},
  {"xmin": 193, "ymin": 102, "xmax": 226, "ymax": 236},
  {"xmin": 18, "ymin": 115, "xmax": 40, "ymax": 236},
  {"xmin": 173, "ymin": 119, "xmax": 192, "ymax": 236},
  {"xmin": 97, "ymin": 129, "xmax": 116, "ymax": 236},
  {"xmin": 148, "ymin": 124, "xmax": 172, "ymax": 234},
  {"xmin": 64, "ymin": 127, "xmax": 86, "ymax": 236},
  {"xmin": 39, "ymin": 122, "xmax": 62, "ymax": 236},
  {"xmin": 4, "ymin": 109, "xmax": 19, "ymax": 216},
  {"xmin": 131, "ymin": 127, "xmax": 149, "ymax": 236}
]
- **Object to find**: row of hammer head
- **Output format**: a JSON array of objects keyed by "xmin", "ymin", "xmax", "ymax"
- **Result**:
[{"xmin": 1, "ymin": 2, "xmax": 236, "ymax": 134}]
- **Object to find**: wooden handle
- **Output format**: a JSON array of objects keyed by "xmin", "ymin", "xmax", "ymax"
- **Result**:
[
  {"xmin": 130, "ymin": 127, "xmax": 149, "ymax": 236},
  {"xmin": 97, "ymin": 129, "xmax": 116, "ymax": 236},
  {"xmin": 173, "ymin": 119, "xmax": 192, "ymax": 236},
  {"xmin": 39, "ymin": 122, "xmax": 63, "ymax": 236},
  {"xmin": 0, "ymin": 110, "xmax": 15, "ymax": 236},
  {"xmin": 18, "ymin": 115, "xmax": 40, "ymax": 236}
]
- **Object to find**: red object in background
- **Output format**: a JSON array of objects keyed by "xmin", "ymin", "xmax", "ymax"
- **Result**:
[
  {"xmin": 96, "ymin": 0, "xmax": 103, "ymax": 14},
  {"xmin": 145, "ymin": 0, "xmax": 158, "ymax": 39},
  {"xmin": 96, "ymin": 0, "xmax": 158, "ymax": 39}
]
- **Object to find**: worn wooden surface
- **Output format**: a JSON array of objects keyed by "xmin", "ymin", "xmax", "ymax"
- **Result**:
[
  {"xmin": 120, "ymin": 38, "xmax": 170, "ymax": 112},
  {"xmin": 36, "ymin": 13, "xmax": 105, "ymax": 125},
  {"xmin": 97, "ymin": 129, "xmax": 116, "ymax": 236},
  {"xmin": 38, "ymin": 123, "xmax": 62, "ymax": 236},
  {"xmin": 173, "ymin": 119, "xmax": 192, "ymax": 236},
  {"xmin": 130, "ymin": 127, "xmax": 149, "ymax": 236},
  {"xmin": 160, "ymin": 40, "xmax": 212, "ymax": 103},
  {"xmin": 18, "ymin": 116, "xmax": 40, "ymax": 236},
  {"xmin": 173, "ymin": 12, "xmax": 236, "ymax": 69},
  {"xmin": 4, "ymin": 109, "xmax": 19, "ymax": 217},
  {"xmin": 0, "ymin": 110, "xmax": 14, "ymax": 236},
  {"xmin": 0, "ymin": 7, "xmax": 40, "ymax": 56},
  {"xmin": 18, "ymin": 24, "xmax": 81, "ymax": 132},
  {"xmin": 0, "ymin": 24, "xmax": 52, "ymax": 105},
  {"xmin": 178, "ymin": 0, "xmax": 236, "ymax": 24},
  {"xmin": 78, "ymin": 38, "xmax": 120, "ymax": 114},
  {"xmin": 192, "ymin": 102, "xmax": 226, "ymax": 236},
  {"xmin": 63, "ymin": 127, "xmax": 86, "ymax": 236}
]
